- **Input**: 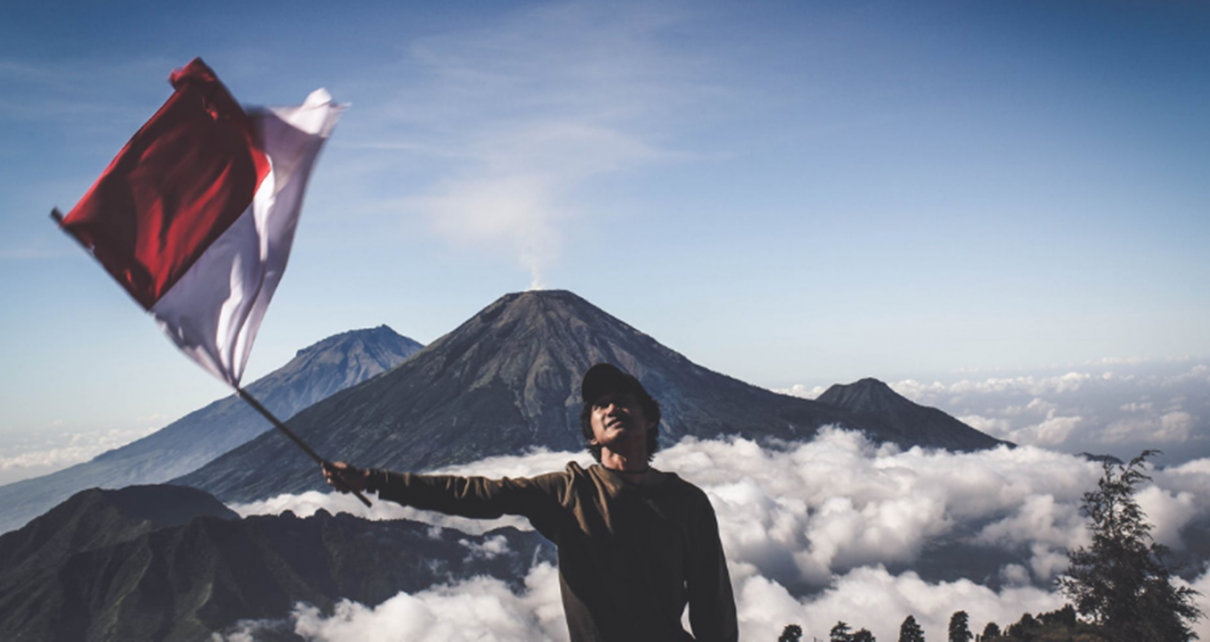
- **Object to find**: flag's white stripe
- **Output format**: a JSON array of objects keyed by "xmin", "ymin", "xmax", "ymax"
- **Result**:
[{"xmin": 151, "ymin": 90, "xmax": 344, "ymax": 386}]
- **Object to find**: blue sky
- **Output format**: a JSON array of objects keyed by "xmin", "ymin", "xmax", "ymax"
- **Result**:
[{"xmin": 1, "ymin": 0, "xmax": 1208, "ymax": 455}]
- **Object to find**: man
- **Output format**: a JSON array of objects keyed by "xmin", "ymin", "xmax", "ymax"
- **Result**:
[{"xmin": 323, "ymin": 363, "xmax": 739, "ymax": 642}]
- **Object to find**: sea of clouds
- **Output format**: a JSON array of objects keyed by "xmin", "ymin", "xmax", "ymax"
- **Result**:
[
  {"xmin": 228, "ymin": 427, "xmax": 1210, "ymax": 641},
  {"xmin": 5, "ymin": 358, "xmax": 1205, "ymax": 638},
  {"xmin": 0, "ymin": 425, "xmax": 157, "ymax": 486},
  {"xmin": 784, "ymin": 357, "xmax": 1210, "ymax": 467}
]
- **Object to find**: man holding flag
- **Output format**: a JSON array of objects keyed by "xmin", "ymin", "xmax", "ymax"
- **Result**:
[
  {"xmin": 324, "ymin": 362, "xmax": 739, "ymax": 642},
  {"xmin": 56, "ymin": 58, "xmax": 737, "ymax": 639}
]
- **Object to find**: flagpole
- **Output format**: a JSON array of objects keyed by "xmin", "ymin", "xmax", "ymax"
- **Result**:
[
  {"xmin": 56, "ymin": 205, "xmax": 371, "ymax": 508},
  {"xmin": 234, "ymin": 387, "xmax": 373, "ymax": 508}
]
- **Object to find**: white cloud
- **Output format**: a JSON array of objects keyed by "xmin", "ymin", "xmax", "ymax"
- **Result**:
[
  {"xmin": 239, "ymin": 432, "xmax": 1210, "ymax": 585},
  {"xmin": 228, "ymin": 431, "xmax": 1210, "ymax": 641},
  {"xmin": 1133, "ymin": 485, "xmax": 1201, "ymax": 549},
  {"xmin": 1103, "ymin": 411, "xmax": 1199, "ymax": 445},
  {"xmin": 378, "ymin": 2, "xmax": 702, "ymax": 288},
  {"xmin": 287, "ymin": 564, "xmax": 568, "ymax": 642},
  {"xmin": 0, "ymin": 426, "xmax": 158, "ymax": 485},
  {"xmin": 957, "ymin": 414, "xmax": 1012, "ymax": 439},
  {"xmin": 782, "ymin": 359, "xmax": 1210, "ymax": 459},
  {"xmin": 1008, "ymin": 414, "xmax": 1085, "ymax": 448},
  {"xmin": 974, "ymin": 494, "xmax": 1086, "ymax": 553},
  {"xmin": 774, "ymin": 384, "xmax": 827, "ymax": 399},
  {"xmin": 889, "ymin": 372, "xmax": 1094, "ymax": 402},
  {"xmin": 732, "ymin": 566, "xmax": 1067, "ymax": 642},
  {"xmin": 459, "ymin": 534, "xmax": 511, "ymax": 560},
  {"xmin": 251, "ymin": 562, "xmax": 1072, "ymax": 642}
]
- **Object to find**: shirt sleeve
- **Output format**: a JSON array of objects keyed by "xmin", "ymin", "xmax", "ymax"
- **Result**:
[
  {"xmin": 366, "ymin": 468, "xmax": 568, "ymax": 524},
  {"xmin": 686, "ymin": 495, "xmax": 739, "ymax": 642}
]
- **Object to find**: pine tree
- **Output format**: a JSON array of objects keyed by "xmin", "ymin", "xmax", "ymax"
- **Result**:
[
  {"xmin": 980, "ymin": 622, "xmax": 1000, "ymax": 640},
  {"xmin": 830, "ymin": 621, "xmax": 853, "ymax": 642},
  {"xmin": 1004, "ymin": 613, "xmax": 1038, "ymax": 639},
  {"xmin": 899, "ymin": 615, "xmax": 926, "ymax": 642},
  {"xmin": 1058, "ymin": 450, "xmax": 1203, "ymax": 641},
  {"xmin": 852, "ymin": 628, "xmax": 876, "ymax": 642},
  {"xmin": 948, "ymin": 611, "xmax": 972, "ymax": 642},
  {"xmin": 779, "ymin": 624, "xmax": 803, "ymax": 642}
]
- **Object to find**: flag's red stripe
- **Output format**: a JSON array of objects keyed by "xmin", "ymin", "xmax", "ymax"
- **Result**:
[{"xmin": 60, "ymin": 58, "xmax": 271, "ymax": 310}]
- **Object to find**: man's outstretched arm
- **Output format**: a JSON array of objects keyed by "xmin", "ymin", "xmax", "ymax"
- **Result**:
[{"xmin": 322, "ymin": 461, "xmax": 567, "ymax": 522}]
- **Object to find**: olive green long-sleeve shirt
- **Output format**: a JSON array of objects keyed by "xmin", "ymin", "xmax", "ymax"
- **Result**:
[{"xmin": 366, "ymin": 462, "xmax": 738, "ymax": 642}]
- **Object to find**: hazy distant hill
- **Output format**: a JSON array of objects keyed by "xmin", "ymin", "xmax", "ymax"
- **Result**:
[
  {"xmin": 176, "ymin": 290, "xmax": 1007, "ymax": 503},
  {"xmin": 0, "ymin": 326, "xmax": 422, "ymax": 534},
  {"xmin": 817, "ymin": 377, "xmax": 1013, "ymax": 453},
  {"xmin": 0, "ymin": 485, "xmax": 549, "ymax": 642}
]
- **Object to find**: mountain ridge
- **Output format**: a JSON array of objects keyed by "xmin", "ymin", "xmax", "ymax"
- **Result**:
[
  {"xmin": 0, "ymin": 485, "xmax": 551, "ymax": 642},
  {"xmin": 0, "ymin": 326, "xmax": 423, "ymax": 534}
]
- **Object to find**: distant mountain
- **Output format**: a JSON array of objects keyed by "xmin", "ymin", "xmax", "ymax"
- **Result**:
[
  {"xmin": 0, "ymin": 326, "xmax": 422, "ymax": 534},
  {"xmin": 817, "ymin": 378, "xmax": 1013, "ymax": 452},
  {"xmin": 176, "ymin": 290, "xmax": 1006, "ymax": 503},
  {"xmin": 0, "ymin": 485, "xmax": 550, "ymax": 642}
]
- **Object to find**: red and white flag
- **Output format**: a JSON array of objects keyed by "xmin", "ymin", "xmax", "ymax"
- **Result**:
[{"xmin": 56, "ymin": 58, "xmax": 343, "ymax": 387}]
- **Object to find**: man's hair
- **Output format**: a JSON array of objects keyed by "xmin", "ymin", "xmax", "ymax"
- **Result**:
[{"xmin": 580, "ymin": 389, "xmax": 661, "ymax": 463}]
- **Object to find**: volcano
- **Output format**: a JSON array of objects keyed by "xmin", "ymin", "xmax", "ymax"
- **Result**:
[{"xmin": 176, "ymin": 290, "xmax": 1006, "ymax": 503}]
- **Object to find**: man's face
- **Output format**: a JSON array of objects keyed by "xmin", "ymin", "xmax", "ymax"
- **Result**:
[{"xmin": 589, "ymin": 391, "xmax": 654, "ymax": 455}]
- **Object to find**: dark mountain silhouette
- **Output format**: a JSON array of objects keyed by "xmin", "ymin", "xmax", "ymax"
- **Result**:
[
  {"xmin": 0, "ymin": 326, "xmax": 422, "ymax": 534},
  {"xmin": 817, "ymin": 377, "xmax": 1013, "ymax": 452},
  {"xmin": 0, "ymin": 485, "xmax": 237, "ymax": 580},
  {"xmin": 176, "ymin": 290, "xmax": 1007, "ymax": 503},
  {"xmin": 0, "ymin": 485, "xmax": 550, "ymax": 642}
]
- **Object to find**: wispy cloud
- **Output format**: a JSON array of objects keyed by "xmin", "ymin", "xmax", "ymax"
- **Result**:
[{"xmin": 361, "ymin": 2, "xmax": 707, "ymax": 288}]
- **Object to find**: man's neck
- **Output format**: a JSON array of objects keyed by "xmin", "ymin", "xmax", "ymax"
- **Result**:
[
  {"xmin": 600, "ymin": 448, "xmax": 663, "ymax": 484},
  {"xmin": 600, "ymin": 446, "xmax": 645, "ymax": 471}
]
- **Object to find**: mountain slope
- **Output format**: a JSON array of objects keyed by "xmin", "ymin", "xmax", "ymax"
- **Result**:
[
  {"xmin": 177, "ymin": 290, "xmax": 1005, "ymax": 503},
  {"xmin": 0, "ymin": 485, "xmax": 237, "ymax": 581},
  {"xmin": 0, "ymin": 485, "xmax": 549, "ymax": 642},
  {"xmin": 817, "ymin": 378, "xmax": 1012, "ymax": 452},
  {"xmin": 0, "ymin": 326, "xmax": 422, "ymax": 534}
]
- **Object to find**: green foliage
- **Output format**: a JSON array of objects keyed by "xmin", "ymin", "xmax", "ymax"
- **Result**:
[
  {"xmin": 779, "ymin": 624, "xmax": 803, "ymax": 642},
  {"xmin": 1036, "ymin": 605, "xmax": 1076, "ymax": 629},
  {"xmin": 831, "ymin": 621, "xmax": 853, "ymax": 642},
  {"xmin": 948, "ymin": 611, "xmax": 972, "ymax": 642},
  {"xmin": 853, "ymin": 628, "xmax": 876, "ymax": 642},
  {"xmin": 1005, "ymin": 613, "xmax": 1037, "ymax": 639},
  {"xmin": 899, "ymin": 615, "xmax": 926, "ymax": 642},
  {"xmin": 996, "ymin": 606, "xmax": 1108, "ymax": 641},
  {"xmin": 1058, "ymin": 450, "xmax": 1204, "ymax": 642}
]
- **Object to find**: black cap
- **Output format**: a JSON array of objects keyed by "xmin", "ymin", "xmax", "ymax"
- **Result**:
[{"xmin": 581, "ymin": 363, "xmax": 646, "ymax": 403}]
